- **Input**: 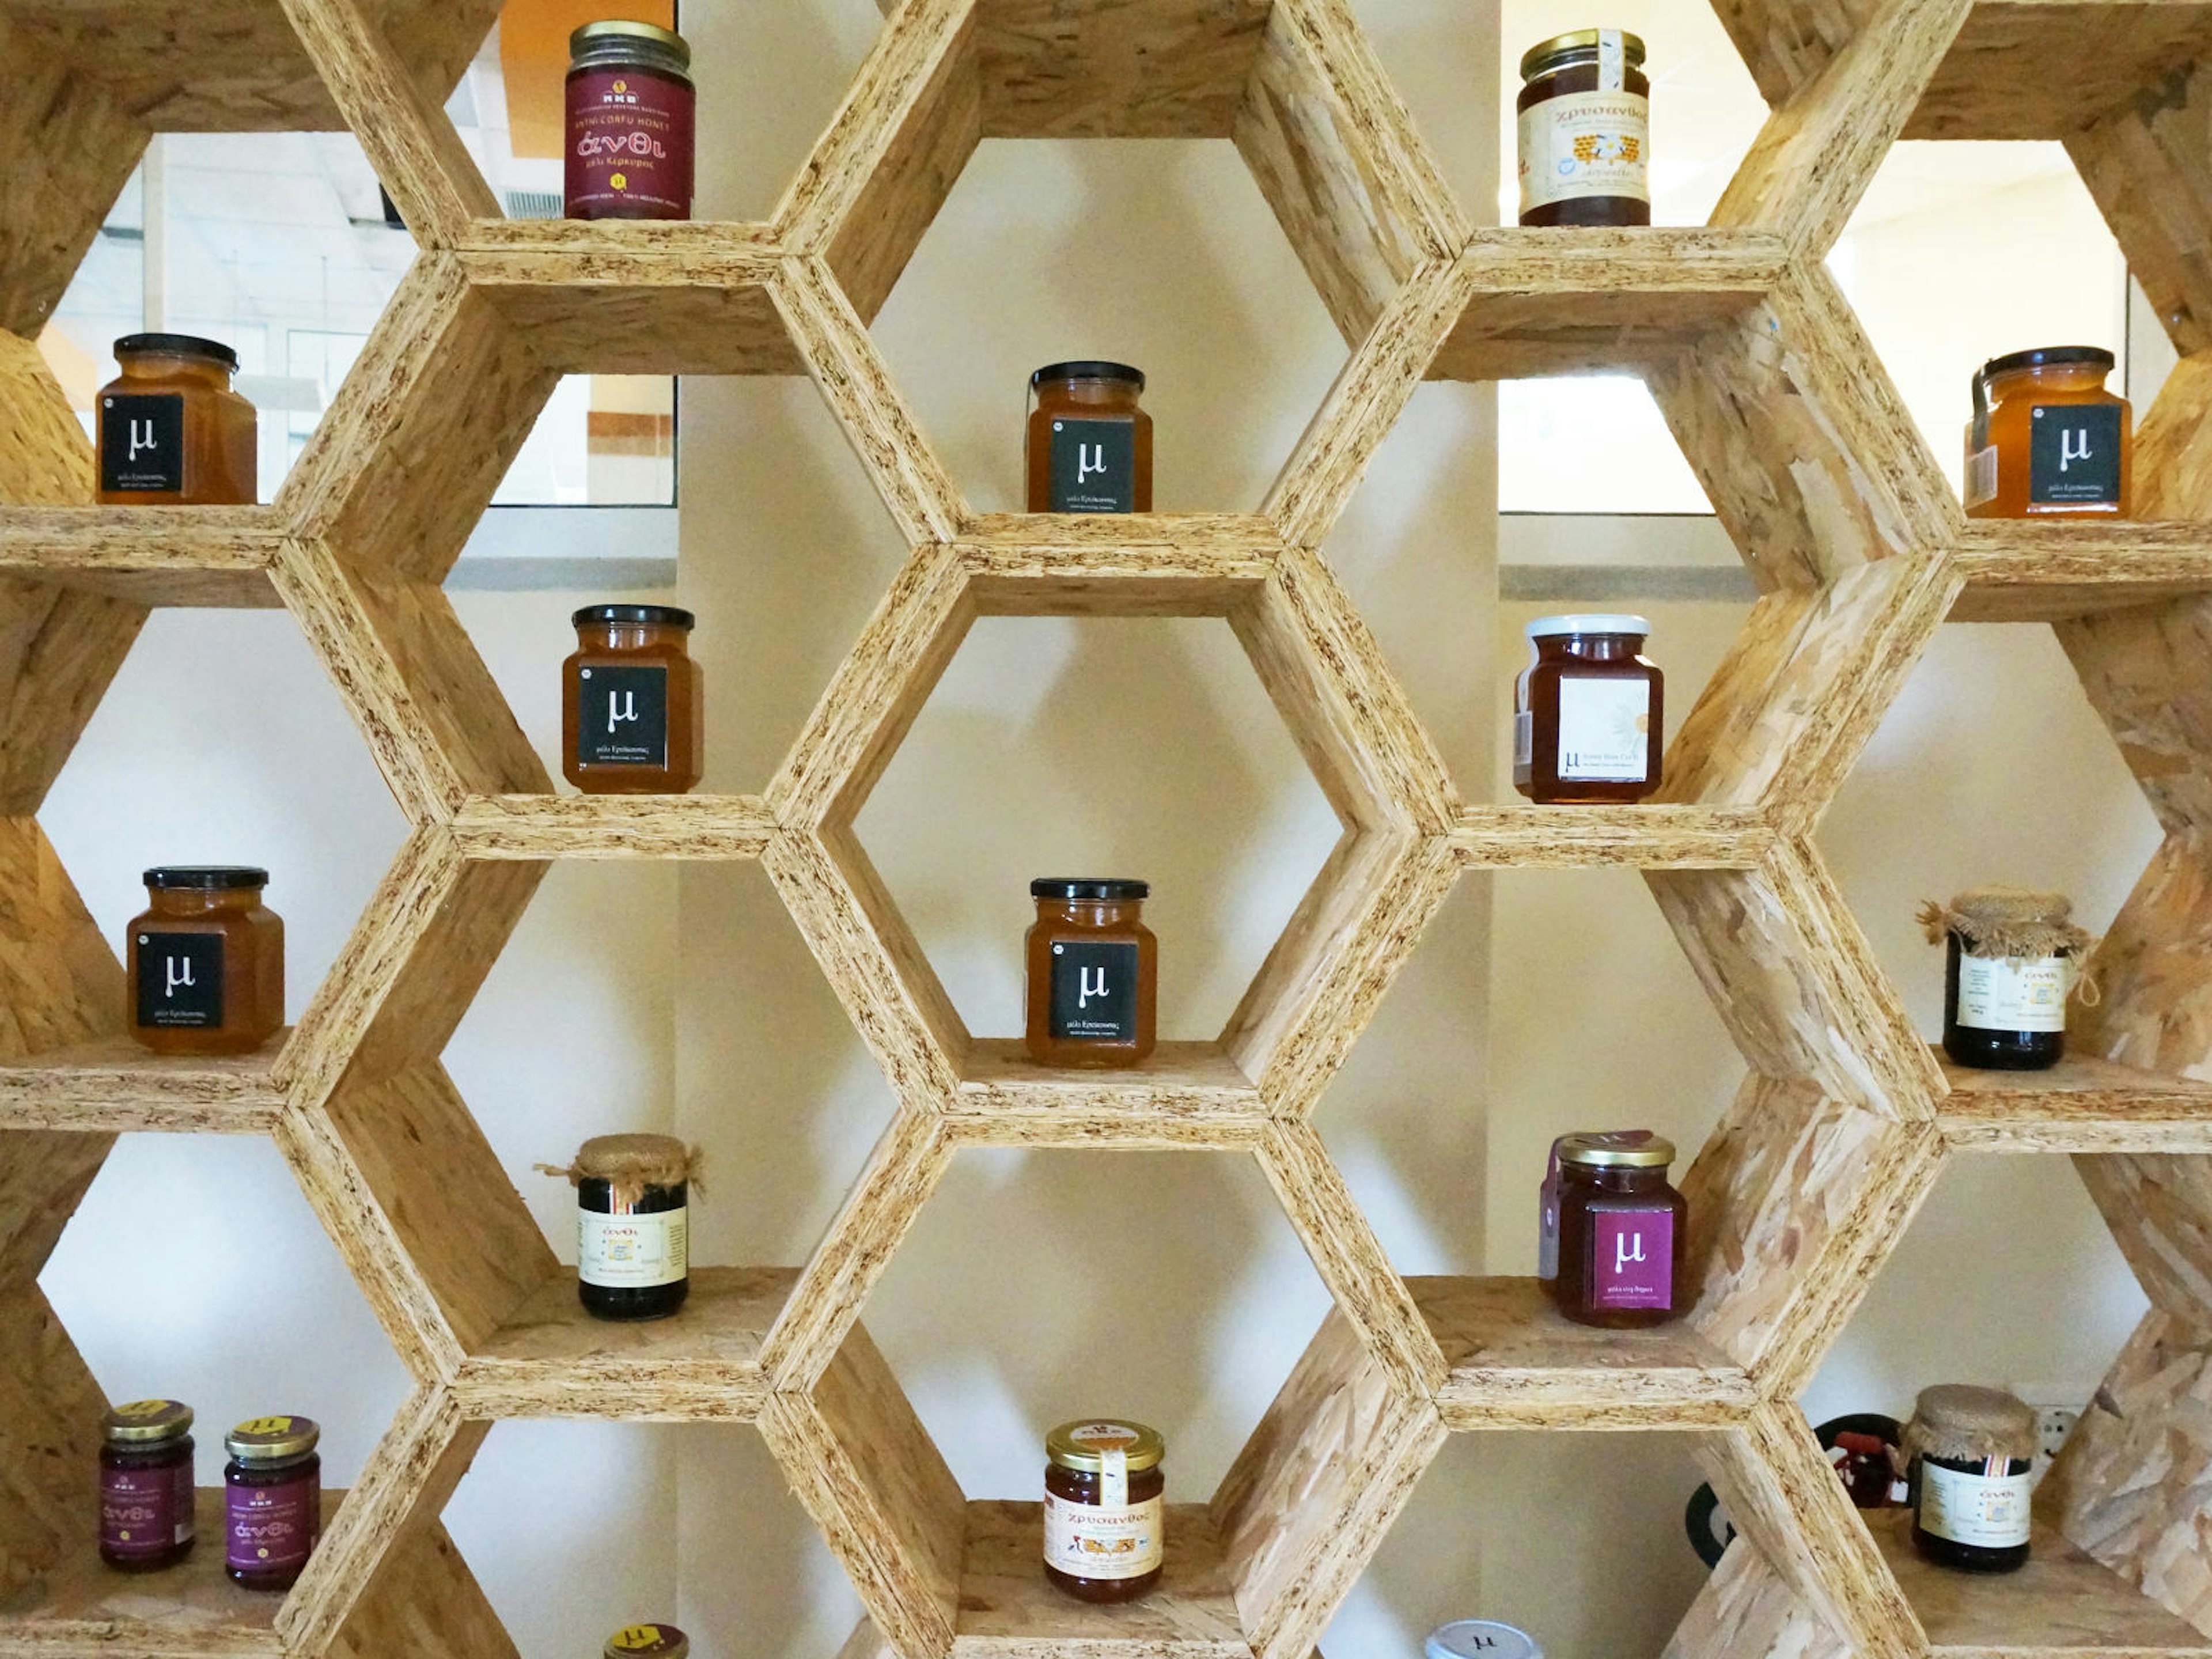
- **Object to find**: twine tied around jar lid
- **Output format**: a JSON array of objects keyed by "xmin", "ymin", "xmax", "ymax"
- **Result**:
[
  {"xmin": 1917, "ymin": 886, "xmax": 2099, "ymax": 1004},
  {"xmin": 537, "ymin": 1133, "xmax": 703, "ymax": 1208},
  {"xmin": 1903, "ymin": 1384, "xmax": 2037, "ymax": 1467}
]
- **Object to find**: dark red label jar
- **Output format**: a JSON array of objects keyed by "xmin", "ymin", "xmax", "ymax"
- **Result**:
[
  {"xmin": 100, "ymin": 1399, "xmax": 196, "ymax": 1570},
  {"xmin": 224, "ymin": 1415, "xmax": 320, "ymax": 1590},
  {"xmin": 565, "ymin": 22, "xmax": 694, "ymax": 221}
]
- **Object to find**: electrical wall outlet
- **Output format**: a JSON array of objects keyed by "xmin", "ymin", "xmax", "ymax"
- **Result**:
[{"xmin": 2033, "ymin": 1403, "xmax": 2081, "ymax": 1463}]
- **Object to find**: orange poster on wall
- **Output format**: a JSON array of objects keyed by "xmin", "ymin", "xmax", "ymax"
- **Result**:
[{"xmin": 501, "ymin": 0, "xmax": 677, "ymax": 158}]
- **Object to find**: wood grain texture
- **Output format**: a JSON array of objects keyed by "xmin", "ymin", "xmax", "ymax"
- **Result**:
[
  {"xmin": 2069, "ymin": 830, "xmax": 2212, "ymax": 1076},
  {"xmin": 1911, "ymin": 6, "xmax": 2212, "ymax": 143},
  {"xmin": 2078, "ymin": 1150, "xmax": 2212, "ymax": 1323},
  {"xmin": 1953, "ymin": 521, "xmax": 2212, "ymax": 623},
  {"xmin": 452, "ymin": 794, "xmax": 779, "ymax": 860},
  {"xmin": 461, "ymin": 248, "xmax": 804, "ymax": 376},
  {"xmin": 2128, "ymin": 353, "xmax": 2212, "ymax": 517},
  {"xmin": 0, "ymin": 1034, "xmax": 285, "ymax": 1134},
  {"xmin": 1446, "ymin": 804, "xmax": 1775, "ymax": 869},
  {"xmin": 0, "ymin": 54, "xmax": 144, "ymax": 338},
  {"xmin": 1938, "ymin": 1050, "xmax": 2212, "ymax": 1152},
  {"xmin": 2069, "ymin": 58, "xmax": 2212, "ymax": 359},
  {"xmin": 948, "ymin": 1040, "xmax": 1266, "ymax": 1145},
  {"xmin": 2062, "ymin": 603, "xmax": 2212, "ymax": 836},
  {"xmin": 1666, "ymin": 1538, "xmax": 1852, "ymax": 1659}
]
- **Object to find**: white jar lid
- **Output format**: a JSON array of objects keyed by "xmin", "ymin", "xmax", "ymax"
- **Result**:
[
  {"xmin": 1526, "ymin": 613, "xmax": 1650, "ymax": 639},
  {"xmin": 1426, "ymin": 1622, "xmax": 1543, "ymax": 1659}
]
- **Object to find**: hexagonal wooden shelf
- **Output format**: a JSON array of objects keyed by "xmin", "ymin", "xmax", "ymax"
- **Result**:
[{"xmin": 9, "ymin": 0, "xmax": 2212, "ymax": 1654}]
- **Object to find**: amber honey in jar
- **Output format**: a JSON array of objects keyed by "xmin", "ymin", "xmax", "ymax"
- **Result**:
[
  {"xmin": 223, "ymin": 1416, "xmax": 319, "ymax": 1590},
  {"xmin": 1552, "ymin": 1133, "xmax": 1687, "ymax": 1328},
  {"xmin": 1043, "ymin": 1419, "xmax": 1164, "ymax": 1603},
  {"xmin": 1964, "ymin": 347, "xmax": 2131, "ymax": 518},
  {"xmin": 563, "ymin": 605, "xmax": 704, "ymax": 793},
  {"xmin": 127, "ymin": 869, "xmax": 284, "ymax": 1056},
  {"xmin": 99, "ymin": 1399, "xmax": 196, "ymax": 1571},
  {"xmin": 1026, "ymin": 362, "xmax": 1152, "ymax": 513},
  {"xmin": 1518, "ymin": 31, "xmax": 1650, "ymax": 226},
  {"xmin": 1024, "ymin": 880, "xmax": 1157, "ymax": 1067},
  {"xmin": 96, "ymin": 335, "xmax": 257, "ymax": 505},
  {"xmin": 566, "ymin": 22, "xmax": 695, "ymax": 219},
  {"xmin": 1514, "ymin": 615, "xmax": 1662, "ymax": 804}
]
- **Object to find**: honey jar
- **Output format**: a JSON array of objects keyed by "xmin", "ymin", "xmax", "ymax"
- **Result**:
[
  {"xmin": 1920, "ymin": 887, "xmax": 2089, "ymax": 1070},
  {"xmin": 1513, "ymin": 615, "xmax": 1662, "ymax": 804},
  {"xmin": 1517, "ymin": 30, "xmax": 1650, "ymax": 226},
  {"xmin": 126, "ymin": 868, "xmax": 284, "ymax": 1056},
  {"xmin": 566, "ymin": 21, "xmax": 695, "ymax": 219},
  {"xmin": 1023, "ymin": 880, "xmax": 1157, "ymax": 1067},
  {"xmin": 1964, "ymin": 347, "xmax": 2131, "ymax": 518},
  {"xmin": 96, "ymin": 335, "xmax": 257, "ymax": 505},
  {"xmin": 1906, "ymin": 1385, "xmax": 2035, "ymax": 1574},
  {"xmin": 99, "ymin": 1399, "xmax": 196, "ymax": 1571},
  {"xmin": 1551, "ymin": 1133, "xmax": 1687, "ymax": 1328},
  {"xmin": 223, "ymin": 1416, "xmax": 319, "ymax": 1590},
  {"xmin": 1026, "ymin": 362, "xmax": 1152, "ymax": 513},
  {"xmin": 1043, "ymin": 1419, "xmax": 1164, "ymax": 1603},
  {"xmin": 540, "ymin": 1134, "xmax": 696, "ymax": 1321},
  {"xmin": 605, "ymin": 1626, "xmax": 690, "ymax": 1657},
  {"xmin": 563, "ymin": 605, "xmax": 704, "ymax": 793}
]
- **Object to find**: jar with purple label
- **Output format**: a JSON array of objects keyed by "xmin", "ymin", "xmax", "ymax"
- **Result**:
[
  {"xmin": 224, "ymin": 1415, "xmax": 320, "ymax": 1590},
  {"xmin": 99, "ymin": 1399, "xmax": 196, "ymax": 1570},
  {"xmin": 1551, "ymin": 1133, "xmax": 1687, "ymax": 1328},
  {"xmin": 565, "ymin": 22, "xmax": 694, "ymax": 219}
]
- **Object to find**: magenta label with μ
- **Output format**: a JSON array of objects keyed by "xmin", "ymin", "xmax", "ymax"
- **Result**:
[
  {"xmin": 226, "ymin": 1474, "xmax": 318, "ymax": 1573},
  {"xmin": 1591, "ymin": 1209, "xmax": 1674, "ymax": 1309},
  {"xmin": 101, "ymin": 1463, "xmax": 195, "ymax": 1558}
]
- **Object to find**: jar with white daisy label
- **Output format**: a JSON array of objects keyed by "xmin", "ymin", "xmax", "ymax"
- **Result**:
[
  {"xmin": 1918, "ymin": 887, "xmax": 2091, "ymax": 1070},
  {"xmin": 1517, "ymin": 30, "xmax": 1650, "ymax": 226},
  {"xmin": 540, "ymin": 1134, "xmax": 698, "ymax": 1320},
  {"xmin": 1513, "ymin": 616, "xmax": 1663, "ymax": 804},
  {"xmin": 1906, "ymin": 1385, "xmax": 2035, "ymax": 1573},
  {"xmin": 1043, "ymin": 1418, "xmax": 1164, "ymax": 1603}
]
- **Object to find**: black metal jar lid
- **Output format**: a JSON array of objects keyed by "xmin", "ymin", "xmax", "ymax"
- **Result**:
[
  {"xmin": 115, "ymin": 333, "xmax": 239, "ymax": 372},
  {"xmin": 1980, "ymin": 345, "xmax": 2115, "ymax": 378},
  {"xmin": 144, "ymin": 866, "xmax": 268, "ymax": 890},
  {"xmin": 573, "ymin": 604, "xmax": 696, "ymax": 629},
  {"xmin": 1030, "ymin": 361, "xmax": 1145, "ymax": 391},
  {"xmin": 1031, "ymin": 878, "xmax": 1149, "ymax": 901},
  {"xmin": 569, "ymin": 20, "xmax": 691, "ymax": 74}
]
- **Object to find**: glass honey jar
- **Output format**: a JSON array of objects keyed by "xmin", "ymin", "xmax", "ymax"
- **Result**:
[
  {"xmin": 1513, "ymin": 615, "xmax": 1662, "ymax": 804},
  {"xmin": 1919, "ymin": 887, "xmax": 2089, "ymax": 1070},
  {"xmin": 99, "ymin": 1399, "xmax": 196, "ymax": 1571},
  {"xmin": 1024, "ymin": 880, "xmax": 1157, "ymax": 1067},
  {"xmin": 223, "ymin": 1415, "xmax": 319, "ymax": 1590},
  {"xmin": 605, "ymin": 1626, "xmax": 690, "ymax": 1658},
  {"xmin": 96, "ymin": 335, "xmax": 257, "ymax": 505},
  {"xmin": 1043, "ymin": 1419, "xmax": 1164, "ymax": 1603},
  {"xmin": 562, "ymin": 605, "xmax": 704, "ymax": 793},
  {"xmin": 126, "ymin": 869, "xmax": 284, "ymax": 1056},
  {"xmin": 566, "ymin": 21, "xmax": 695, "ymax": 220},
  {"xmin": 540, "ymin": 1133, "xmax": 696, "ymax": 1321},
  {"xmin": 1517, "ymin": 30, "xmax": 1650, "ymax": 226},
  {"xmin": 1905, "ymin": 1385, "xmax": 2035, "ymax": 1574},
  {"xmin": 1963, "ymin": 347, "xmax": 2131, "ymax": 518},
  {"xmin": 1026, "ymin": 362, "xmax": 1152, "ymax": 513},
  {"xmin": 1551, "ymin": 1132, "xmax": 1687, "ymax": 1328}
]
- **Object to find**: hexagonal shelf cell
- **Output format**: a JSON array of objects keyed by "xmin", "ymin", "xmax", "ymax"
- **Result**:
[
  {"xmin": 418, "ymin": 1419, "xmax": 868, "ymax": 1658},
  {"xmin": 1, "ymin": 1127, "xmax": 442, "ymax": 1652},
  {"xmin": 820, "ymin": 1143, "xmax": 1433, "ymax": 1659}
]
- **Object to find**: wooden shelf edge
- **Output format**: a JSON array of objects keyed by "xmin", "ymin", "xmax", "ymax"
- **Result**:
[
  {"xmin": 450, "ymin": 794, "xmax": 778, "ymax": 859},
  {"xmin": 1449, "ymin": 805, "xmax": 1775, "ymax": 868},
  {"xmin": 1457, "ymin": 225, "xmax": 1794, "ymax": 290},
  {"xmin": 452, "ymin": 218, "xmax": 787, "ymax": 256},
  {"xmin": 950, "ymin": 1041, "xmax": 1264, "ymax": 1137},
  {"xmin": 0, "ymin": 1035, "xmax": 288, "ymax": 1132},
  {"xmin": 1949, "ymin": 521, "xmax": 2212, "ymax": 621},
  {"xmin": 1936, "ymin": 1050, "xmax": 2212, "ymax": 1149}
]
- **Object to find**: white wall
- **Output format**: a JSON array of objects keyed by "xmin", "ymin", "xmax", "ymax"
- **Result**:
[{"xmin": 27, "ymin": 5, "xmax": 2162, "ymax": 1659}]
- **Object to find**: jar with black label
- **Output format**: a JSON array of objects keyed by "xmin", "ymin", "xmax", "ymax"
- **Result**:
[
  {"xmin": 1043, "ymin": 1419, "xmax": 1164, "ymax": 1603},
  {"xmin": 1964, "ymin": 347, "xmax": 2131, "ymax": 518},
  {"xmin": 1517, "ymin": 31, "xmax": 1650, "ymax": 226},
  {"xmin": 1025, "ymin": 362, "xmax": 1152, "ymax": 513},
  {"xmin": 566, "ymin": 21, "xmax": 695, "ymax": 219},
  {"xmin": 540, "ymin": 1134, "xmax": 695, "ymax": 1320},
  {"xmin": 126, "ymin": 868, "xmax": 284, "ymax": 1056},
  {"xmin": 605, "ymin": 1624, "xmax": 689, "ymax": 1657},
  {"xmin": 1919, "ymin": 887, "xmax": 2089, "ymax": 1070},
  {"xmin": 1905, "ymin": 1385, "xmax": 2035, "ymax": 1573},
  {"xmin": 563, "ymin": 605, "xmax": 704, "ymax": 794},
  {"xmin": 1023, "ymin": 879, "xmax": 1157, "ymax": 1068},
  {"xmin": 1514, "ymin": 615, "xmax": 1663, "ymax": 804},
  {"xmin": 1552, "ymin": 1133, "xmax": 1687, "ymax": 1328},
  {"xmin": 99, "ymin": 1399, "xmax": 196, "ymax": 1571},
  {"xmin": 224, "ymin": 1416, "xmax": 319, "ymax": 1590},
  {"xmin": 96, "ymin": 335, "xmax": 257, "ymax": 505}
]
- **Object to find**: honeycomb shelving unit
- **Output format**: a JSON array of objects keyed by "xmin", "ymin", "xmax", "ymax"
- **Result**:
[{"xmin": 7, "ymin": 0, "xmax": 2212, "ymax": 1654}]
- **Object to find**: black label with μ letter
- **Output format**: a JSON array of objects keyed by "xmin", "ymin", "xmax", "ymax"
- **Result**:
[
  {"xmin": 576, "ymin": 664, "xmax": 669, "ymax": 767},
  {"xmin": 100, "ymin": 394, "xmax": 186, "ymax": 494},
  {"xmin": 1047, "ymin": 418, "xmax": 1136, "ymax": 513},
  {"xmin": 137, "ymin": 932, "xmax": 224, "ymax": 1029},
  {"xmin": 2028, "ymin": 403, "xmax": 2123, "ymax": 505},
  {"xmin": 1048, "ymin": 940, "xmax": 1139, "ymax": 1041}
]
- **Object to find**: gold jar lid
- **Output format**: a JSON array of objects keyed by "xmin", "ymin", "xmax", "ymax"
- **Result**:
[
  {"xmin": 225, "ymin": 1414, "xmax": 320, "ymax": 1463},
  {"xmin": 570, "ymin": 20, "xmax": 691, "ymax": 67},
  {"xmin": 1046, "ymin": 1418, "xmax": 1164, "ymax": 1473},
  {"xmin": 605, "ymin": 1624, "xmax": 689, "ymax": 1658},
  {"xmin": 105, "ymin": 1398, "xmax": 194, "ymax": 1445},
  {"xmin": 1559, "ymin": 1132, "xmax": 1675, "ymax": 1169},
  {"xmin": 1520, "ymin": 28, "xmax": 1647, "ymax": 81}
]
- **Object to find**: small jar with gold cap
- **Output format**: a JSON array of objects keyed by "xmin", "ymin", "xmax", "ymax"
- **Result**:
[
  {"xmin": 541, "ymin": 1134, "xmax": 698, "ymax": 1321},
  {"xmin": 605, "ymin": 1624, "xmax": 689, "ymax": 1658},
  {"xmin": 99, "ymin": 1399, "xmax": 196, "ymax": 1570},
  {"xmin": 1043, "ymin": 1418, "xmax": 1165, "ymax": 1603},
  {"xmin": 1517, "ymin": 30, "xmax": 1651, "ymax": 226},
  {"xmin": 1551, "ymin": 1132, "xmax": 1687, "ymax": 1328},
  {"xmin": 1919, "ymin": 887, "xmax": 2092, "ymax": 1070},
  {"xmin": 223, "ymin": 1415, "xmax": 320, "ymax": 1590},
  {"xmin": 565, "ymin": 21, "xmax": 695, "ymax": 219},
  {"xmin": 1906, "ymin": 1385, "xmax": 2036, "ymax": 1573}
]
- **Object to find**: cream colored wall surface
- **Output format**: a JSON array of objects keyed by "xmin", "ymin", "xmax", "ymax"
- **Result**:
[{"xmin": 23, "ymin": 7, "xmax": 2170, "ymax": 1659}]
